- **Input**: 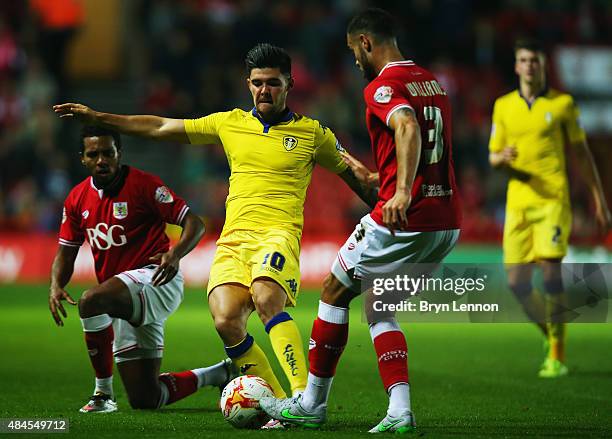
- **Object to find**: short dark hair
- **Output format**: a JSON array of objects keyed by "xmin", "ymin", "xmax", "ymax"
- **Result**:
[
  {"xmin": 80, "ymin": 125, "xmax": 122, "ymax": 154},
  {"xmin": 514, "ymin": 38, "xmax": 545, "ymax": 55},
  {"xmin": 347, "ymin": 8, "xmax": 397, "ymax": 42},
  {"xmin": 245, "ymin": 43, "xmax": 292, "ymax": 78}
]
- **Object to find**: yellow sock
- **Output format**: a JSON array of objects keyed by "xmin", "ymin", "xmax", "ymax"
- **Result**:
[
  {"xmin": 226, "ymin": 335, "xmax": 286, "ymax": 398},
  {"xmin": 547, "ymin": 322, "xmax": 566, "ymax": 362},
  {"xmin": 267, "ymin": 313, "xmax": 308, "ymax": 396},
  {"xmin": 545, "ymin": 291, "xmax": 568, "ymax": 363}
]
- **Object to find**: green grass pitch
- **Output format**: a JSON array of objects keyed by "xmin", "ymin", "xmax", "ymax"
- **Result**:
[{"xmin": 1, "ymin": 283, "xmax": 611, "ymax": 438}]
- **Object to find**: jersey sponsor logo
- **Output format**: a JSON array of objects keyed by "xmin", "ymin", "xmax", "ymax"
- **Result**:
[
  {"xmin": 283, "ymin": 136, "xmax": 298, "ymax": 151},
  {"xmin": 62, "ymin": 208, "xmax": 67, "ymax": 224},
  {"xmin": 348, "ymin": 242, "xmax": 356, "ymax": 250},
  {"xmin": 374, "ymin": 85, "xmax": 394, "ymax": 103},
  {"xmin": 155, "ymin": 186, "xmax": 174, "ymax": 204},
  {"xmin": 113, "ymin": 202, "xmax": 128, "ymax": 219},
  {"xmin": 86, "ymin": 223, "xmax": 128, "ymax": 250},
  {"xmin": 421, "ymin": 184, "xmax": 453, "ymax": 197},
  {"xmin": 82, "ymin": 210, "xmax": 89, "ymax": 219}
]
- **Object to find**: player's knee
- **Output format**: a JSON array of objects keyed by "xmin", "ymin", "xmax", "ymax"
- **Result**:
[
  {"xmin": 128, "ymin": 394, "xmax": 158, "ymax": 410},
  {"xmin": 507, "ymin": 280, "xmax": 532, "ymax": 299},
  {"xmin": 252, "ymin": 291, "xmax": 285, "ymax": 324},
  {"xmin": 213, "ymin": 315, "xmax": 245, "ymax": 342},
  {"xmin": 78, "ymin": 288, "xmax": 108, "ymax": 317},
  {"xmin": 542, "ymin": 277, "xmax": 564, "ymax": 295},
  {"xmin": 321, "ymin": 274, "xmax": 355, "ymax": 308}
]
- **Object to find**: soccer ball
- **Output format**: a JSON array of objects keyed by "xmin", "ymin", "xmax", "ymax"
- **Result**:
[{"xmin": 220, "ymin": 375, "xmax": 274, "ymax": 429}]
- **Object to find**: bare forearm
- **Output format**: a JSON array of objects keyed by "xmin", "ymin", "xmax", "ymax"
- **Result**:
[
  {"xmin": 395, "ymin": 120, "xmax": 421, "ymax": 194},
  {"xmin": 94, "ymin": 112, "xmax": 186, "ymax": 142},
  {"xmin": 50, "ymin": 247, "xmax": 78, "ymax": 290},
  {"xmin": 342, "ymin": 168, "xmax": 378, "ymax": 208},
  {"xmin": 170, "ymin": 212, "xmax": 205, "ymax": 260},
  {"xmin": 575, "ymin": 141, "xmax": 608, "ymax": 208}
]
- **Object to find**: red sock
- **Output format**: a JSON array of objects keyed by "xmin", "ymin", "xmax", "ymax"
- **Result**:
[
  {"xmin": 373, "ymin": 330, "xmax": 409, "ymax": 391},
  {"xmin": 158, "ymin": 371, "xmax": 198, "ymax": 405},
  {"xmin": 308, "ymin": 318, "xmax": 349, "ymax": 378},
  {"xmin": 84, "ymin": 325, "xmax": 114, "ymax": 378}
]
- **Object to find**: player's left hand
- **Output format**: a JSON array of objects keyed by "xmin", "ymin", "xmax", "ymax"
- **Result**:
[
  {"xmin": 150, "ymin": 251, "xmax": 180, "ymax": 286},
  {"xmin": 382, "ymin": 191, "xmax": 412, "ymax": 233}
]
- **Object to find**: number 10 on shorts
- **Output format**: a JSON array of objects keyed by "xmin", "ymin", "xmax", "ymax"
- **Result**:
[{"xmin": 262, "ymin": 252, "xmax": 286, "ymax": 271}]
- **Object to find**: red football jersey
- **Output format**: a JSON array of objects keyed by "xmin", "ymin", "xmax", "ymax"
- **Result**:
[
  {"xmin": 59, "ymin": 166, "xmax": 189, "ymax": 283},
  {"xmin": 364, "ymin": 60, "xmax": 461, "ymax": 231}
]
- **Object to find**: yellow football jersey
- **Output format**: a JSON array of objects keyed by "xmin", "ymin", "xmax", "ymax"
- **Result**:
[
  {"xmin": 489, "ymin": 88, "xmax": 586, "ymax": 209},
  {"xmin": 184, "ymin": 108, "xmax": 347, "ymax": 237}
]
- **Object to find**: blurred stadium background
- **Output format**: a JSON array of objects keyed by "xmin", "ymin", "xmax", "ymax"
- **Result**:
[{"xmin": 1, "ymin": 0, "xmax": 612, "ymax": 285}]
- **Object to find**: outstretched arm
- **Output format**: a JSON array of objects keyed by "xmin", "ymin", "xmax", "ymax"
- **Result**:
[
  {"xmin": 53, "ymin": 103, "xmax": 190, "ymax": 144},
  {"xmin": 49, "ymin": 245, "xmax": 79, "ymax": 327},
  {"xmin": 149, "ymin": 211, "xmax": 205, "ymax": 286},
  {"xmin": 573, "ymin": 139, "xmax": 612, "ymax": 231}
]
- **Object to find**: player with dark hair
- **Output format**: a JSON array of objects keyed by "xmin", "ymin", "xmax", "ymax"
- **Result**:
[
  {"xmin": 53, "ymin": 44, "xmax": 375, "ymax": 426},
  {"xmin": 49, "ymin": 126, "xmax": 233, "ymax": 412},
  {"xmin": 489, "ymin": 39, "xmax": 611, "ymax": 378},
  {"xmin": 260, "ymin": 8, "xmax": 461, "ymax": 433}
]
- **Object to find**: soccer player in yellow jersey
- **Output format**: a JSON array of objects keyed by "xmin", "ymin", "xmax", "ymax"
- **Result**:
[
  {"xmin": 54, "ymin": 44, "xmax": 375, "ymax": 417},
  {"xmin": 489, "ymin": 39, "xmax": 611, "ymax": 378}
]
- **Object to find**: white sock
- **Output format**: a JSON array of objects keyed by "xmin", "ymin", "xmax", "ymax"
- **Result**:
[
  {"xmin": 157, "ymin": 381, "xmax": 170, "ymax": 408},
  {"xmin": 191, "ymin": 360, "xmax": 229, "ymax": 388},
  {"xmin": 94, "ymin": 376, "xmax": 113, "ymax": 397},
  {"xmin": 387, "ymin": 382, "xmax": 411, "ymax": 417},
  {"xmin": 300, "ymin": 372, "xmax": 333, "ymax": 411}
]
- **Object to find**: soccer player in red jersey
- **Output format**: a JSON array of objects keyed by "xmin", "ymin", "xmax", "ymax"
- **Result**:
[
  {"xmin": 48, "ymin": 126, "xmax": 234, "ymax": 413},
  {"xmin": 260, "ymin": 8, "xmax": 461, "ymax": 432}
]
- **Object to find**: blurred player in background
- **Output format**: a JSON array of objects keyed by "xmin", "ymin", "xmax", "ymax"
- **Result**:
[
  {"xmin": 260, "ymin": 8, "xmax": 461, "ymax": 433},
  {"xmin": 53, "ymin": 44, "xmax": 375, "ymax": 425},
  {"xmin": 49, "ymin": 126, "xmax": 233, "ymax": 412},
  {"xmin": 489, "ymin": 39, "xmax": 611, "ymax": 377}
]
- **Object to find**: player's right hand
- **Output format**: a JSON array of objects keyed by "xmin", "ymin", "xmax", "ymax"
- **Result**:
[
  {"xmin": 382, "ymin": 191, "xmax": 411, "ymax": 233},
  {"xmin": 49, "ymin": 287, "xmax": 77, "ymax": 327},
  {"xmin": 500, "ymin": 146, "xmax": 518, "ymax": 164},
  {"xmin": 52, "ymin": 103, "xmax": 97, "ymax": 124}
]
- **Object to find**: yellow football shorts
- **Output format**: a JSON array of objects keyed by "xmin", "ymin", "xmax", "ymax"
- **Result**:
[
  {"xmin": 503, "ymin": 201, "xmax": 572, "ymax": 264},
  {"xmin": 207, "ymin": 229, "xmax": 301, "ymax": 305}
]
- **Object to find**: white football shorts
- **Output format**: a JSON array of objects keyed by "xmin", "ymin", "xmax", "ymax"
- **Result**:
[
  {"xmin": 113, "ymin": 265, "xmax": 184, "ymax": 363},
  {"xmin": 332, "ymin": 214, "xmax": 460, "ymax": 292}
]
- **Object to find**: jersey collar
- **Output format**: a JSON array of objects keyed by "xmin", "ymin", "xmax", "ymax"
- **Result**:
[
  {"xmin": 90, "ymin": 165, "xmax": 129, "ymax": 199},
  {"xmin": 251, "ymin": 107, "xmax": 294, "ymax": 133},
  {"xmin": 378, "ymin": 60, "xmax": 415, "ymax": 76},
  {"xmin": 518, "ymin": 84, "xmax": 549, "ymax": 109}
]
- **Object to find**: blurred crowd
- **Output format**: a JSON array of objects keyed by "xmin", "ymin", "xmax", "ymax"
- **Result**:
[{"xmin": 1, "ymin": 0, "xmax": 611, "ymax": 244}]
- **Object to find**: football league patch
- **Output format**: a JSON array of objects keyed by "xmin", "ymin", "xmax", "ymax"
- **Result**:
[
  {"xmin": 62, "ymin": 208, "xmax": 67, "ymax": 224},
  {"xmin": 155, "ymin": 186, "xmax": 174, "ymax": 203},
  {"xmin": 374, "ymin": 85, "xmax": 394, "ymax": 103},
  {"xmin": 335, "ymin": 139, "xmax": 346, "ymax": 153},
  {"xmin": 113, "ymin": 202, "xmax": 128, "ymax": 219}
]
